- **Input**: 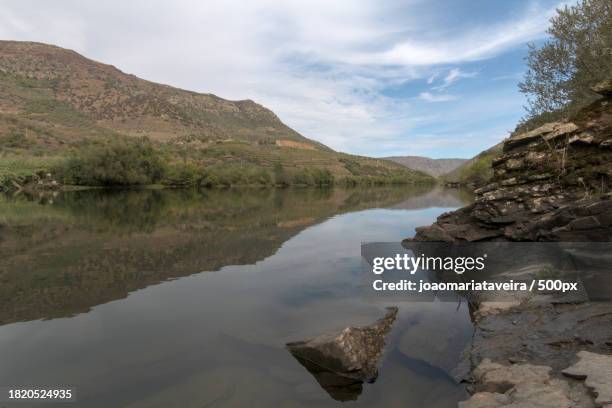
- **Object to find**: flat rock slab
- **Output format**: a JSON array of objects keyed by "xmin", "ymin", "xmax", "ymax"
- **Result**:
[
  {"xmin": 464, "ymin": 301, "xmax": 612, "ymax": 377},
  {"xmin": 459, "ymin": 359, "xmax": 594, "ymax": 408},
  {"xmin": 563, "ymin": 351, "xmax": 612, "ymax": 406}
]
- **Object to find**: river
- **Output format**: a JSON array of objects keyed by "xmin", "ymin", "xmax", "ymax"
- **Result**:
[{"xmin": 0, "ymin": 186, "xmax": 473, "ymax": 407}]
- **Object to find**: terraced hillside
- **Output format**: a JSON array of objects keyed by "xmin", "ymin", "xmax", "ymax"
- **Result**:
[{"xmin": 0, "ymin": 41, "xmax": 433, "ymax": 188}]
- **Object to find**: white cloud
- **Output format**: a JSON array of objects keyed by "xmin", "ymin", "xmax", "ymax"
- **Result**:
[
  {"xmin": 418, "ymin": 92, "xmax": 457, "ymax": 103},
  {"xmin": 0, "ymin": 0, "xmax": 563, "ymax": 157},
  {"xmin": 440, "ymin": 68, "xmax": 478, "ymax": 88},
  {"xmin": 366, "ymin": 3, "xmax": 558, "ymax": 66}
]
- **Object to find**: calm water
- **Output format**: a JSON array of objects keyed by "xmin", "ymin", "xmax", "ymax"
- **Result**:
[{"xmin": 0, "ymin": 187, "xmax": 474, "ymax": 407}]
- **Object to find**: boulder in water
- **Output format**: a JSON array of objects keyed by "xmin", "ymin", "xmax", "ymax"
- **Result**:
[{"xmin": 286, "ymin": 307, "xmax": 398, "ymax": 401}]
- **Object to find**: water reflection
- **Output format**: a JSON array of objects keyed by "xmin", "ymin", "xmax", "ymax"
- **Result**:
[
  {"xmin": 289, "ymin": 355, "xmax": 364, "ymax": 401},
  {"xmin": 0, "ymin": 187, "xmax": 440, "ymax": 325}
]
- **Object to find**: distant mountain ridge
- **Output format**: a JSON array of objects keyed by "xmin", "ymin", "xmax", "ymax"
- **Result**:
[{"xmin": 382, "ymin": 156, "xmax": 467, "ymax": 177}]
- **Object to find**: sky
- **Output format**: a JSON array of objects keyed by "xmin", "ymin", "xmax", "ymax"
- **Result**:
[{"xmin": 0, "ymin": 0, "xmax": 571, "ymax": 158}]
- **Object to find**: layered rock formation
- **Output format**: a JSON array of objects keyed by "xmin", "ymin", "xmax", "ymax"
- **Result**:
[
  {"xmin": 412, "ymin": 79, "xmax": 612, "ymax": 242},
  {"xmin": 410, "ymin": 78, "xmax": 612, "ymax": 408}
]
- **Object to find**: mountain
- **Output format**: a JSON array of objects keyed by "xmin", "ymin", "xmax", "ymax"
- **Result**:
[
  {"xmin": 0, "ymin": 41, "xmax": 433, "ymax": 188},
  {"xmin": 383, "ymin": 156, "xmax": 467, "ymax": 177},
  {"xmin": 0, "ymin": 40, "xmax": 324, "ymax": 147}
]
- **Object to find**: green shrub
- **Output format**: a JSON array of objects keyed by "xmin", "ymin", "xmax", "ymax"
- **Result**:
[
  {"xmin": 290, "ymin": 168, "xmax": 334, "ymax": 186},
  {"xmin": 244, "ymin": 165, "xmax": 272, "ymax": 185},
  {"xmin": 163, "ymin": 162, "xmax": 201, "ymax": 187},
  {"xmin": 339, "ymin": 173, "xmax": 430, "ymax": 186},
  {"xmin": 292, "ymin": 169, "xmax": 313, "ymax": 186},
  {"xmin": 57, "ymin": 138, "xmax": 165, "ymax": 186},
  {"xmin": 310, "ymin": 168, "xmax": 334, "ymax": 186},
  {"xmin": 199, "ymin": 163, "xmax": 273, "ymax": 187},
  {"xmin": 273, "ymin": 163, "xmax": 290, "ymax": 186}
]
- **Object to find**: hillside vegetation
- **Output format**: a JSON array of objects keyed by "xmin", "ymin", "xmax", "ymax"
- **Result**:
[
  {"xmin": 441, "ymin": 143, "xmax": 503, "ymax": 188},
  {"xmin": 0, "ymin": 41, "xmax": 433, "ymax": 190}
]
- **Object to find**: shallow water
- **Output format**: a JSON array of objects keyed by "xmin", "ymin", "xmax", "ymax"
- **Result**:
[{"xmin": 0, "ymin": 186, "xmax": 474, "ymax": 407}]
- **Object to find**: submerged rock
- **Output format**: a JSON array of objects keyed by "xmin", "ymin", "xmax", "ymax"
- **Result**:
[{"xmin": 286, "ymin": 307, "xmax": 398, "ymax": 401}]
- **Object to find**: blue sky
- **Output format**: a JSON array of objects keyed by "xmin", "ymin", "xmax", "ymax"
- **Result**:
[{"xmin": 0, "ymin": 0, "xmax": 570, "ymax": 158}]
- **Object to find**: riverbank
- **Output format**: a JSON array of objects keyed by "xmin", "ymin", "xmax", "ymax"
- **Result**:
[
  {"xmin": 0, "ymin": 171, "xmax": 436, "ymax": 195},
  {"xmin": 0, "ymin": 152, "xmax": 436, "ymax": 194},
  {"xmin": 408, "ymin": 78, "xmax": 612, "ymax": 407}
]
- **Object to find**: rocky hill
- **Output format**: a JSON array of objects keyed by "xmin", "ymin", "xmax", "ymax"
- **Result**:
[
  {"xmin": 0, "ymin": 40, "xmax": 320, "ymax": 146},
  {"xmin": 0, "ymin": 41, "xmax": 432, "ymax": 188},
  {"xmin": 383, "ymin": 156, "xmax": 467, "ymax": 177}
]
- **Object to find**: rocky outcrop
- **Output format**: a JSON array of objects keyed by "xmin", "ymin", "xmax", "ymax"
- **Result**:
[
  {"xmin": 412, "ymin": 78, "xmax": 612, "ymax": 242},
  {"xmin": 409, "ymin": 78, "xmax": 612, "ymax": 408},
  {"xmin": 286, "ymin": 307, "xmax": 397, "ymax": 401}
]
